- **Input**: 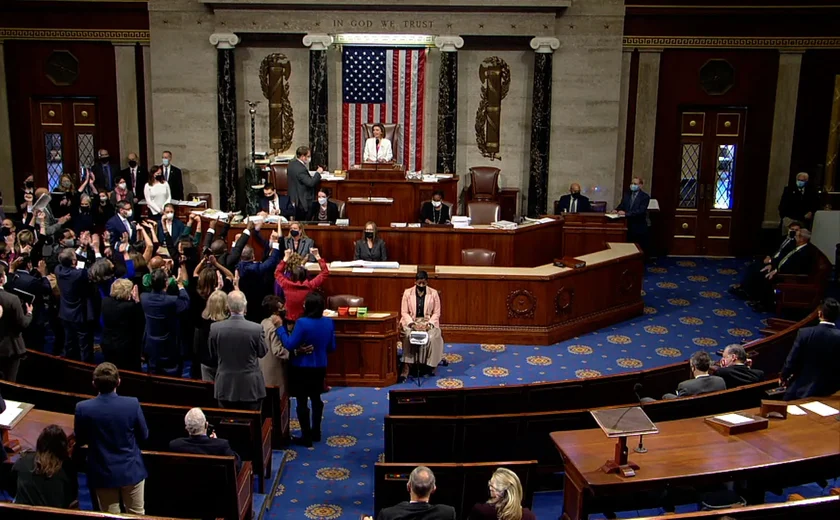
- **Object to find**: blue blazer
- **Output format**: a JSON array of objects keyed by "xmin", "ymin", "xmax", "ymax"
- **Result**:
[
  {"xmin": 54, "ymin": 264, "xmax": 93, "ymax": 323},
  {"xmin": 105, "ymin": 214, "xmax": 136, "ymax": 250},
  {"xmin": 259, "ymin": 195, "xmax": 295, "ymax": 218},
  {"xmin": 278, "ymin": 317, "xmax": 336, "ymax": 369},
  {"xmin": 782, "ymin": 323, "xmax": 840, "ymax": 400},
  {"xmin": 237, "ymin": 247, "xmax": 281, "ymax": 320},
  {"xmin": 616, "ymin": 189, "xmax": 651, "ymax": 235},
  {"xmin": 74, "ymin": 392, "xmax": 148, "ymax": 488},
  {"xmin": 140, "ymin": 289, "xmax": 190, "ymax": 364}
]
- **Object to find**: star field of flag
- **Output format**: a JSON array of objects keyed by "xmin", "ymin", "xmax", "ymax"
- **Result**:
[{"xmin": 342, "ymin": 47, "xmax": 387, "ymax": 104}]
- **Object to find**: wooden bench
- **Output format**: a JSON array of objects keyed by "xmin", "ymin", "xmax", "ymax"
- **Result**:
[
  {"xmin": 0, "ymin": 380, "xmax": 272, "ymax": 494},
  {"xmin": 0, "ymin": 503, "xmax": 180, "ymax": 519},
  {"xmin": 384, "ymin": 380, "xmax": 777, "ymax": 469},
  {"xmin": 16, "ymin": 350, "xmax": 289, "ymax": 450},
  {"xmin": 388, "ymin": 309, "xmax": 815, "ymax": 417},
  {"xmin": 374, "ymin": 461, "xmax": 537, "ymax": 520}
]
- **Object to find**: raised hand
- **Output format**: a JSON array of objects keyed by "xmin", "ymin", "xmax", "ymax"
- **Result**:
[{"xmin": 310, "ymin": 248, "xmax": 321, "ymax": 260}]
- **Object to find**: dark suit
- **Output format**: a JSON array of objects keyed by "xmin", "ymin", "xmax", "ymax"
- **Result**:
[
  {"xmin": 120, "ymin": 166, "xmax": 148, "ymax": 195},
  {"xmin": 106, "ymin": 214, "xmax": 136, "ymax": 250},
  {"xmin": 714, "ymin": 364, "xmax": 764, "ymax": 389},
  {"xmin": 782, "ymin": 322, "xmax": 840, "ymax": 400},
  {"xmin": 55, "ymin": 264, "xmax": 94, "ymax": 362},
  {"xmin": 776, "ymin": 243, "xmax": 817, "ymax": 275},
  {"xmin": 419, "ymin": 202, "xmax": 451, "ymax": 224},
  {"xmin": 669, "ymin": 374, "xmax": 726, "ymax": 398},
  {"xmin": 0, "ymin": 390, "xmax": 5, "ymax": 462},
  {"xmin": 556, "ymin": 193, "xmax": 592, "ymax": 214},
  {"xmin": 306, "ymin": 200, "xmax": 340, "ymax": 223},
  {"xmin": 92, "ymin": 162, "xmax": 117, "ymax": 192},
  {"xmin": 210, "ymin": 314, "xmax": 267, "ymax": 407},
  {"xmin": 376, "ymin": 501, "xmax": 456, "ymax": 520},
  {"xmin": 74, "ymin": 392, "xmax": 148, "ymax": 488},
  {"xmin": 469, "ymin": 503, "xmax": 536, "ymax": 520},
  {"xmin": 202, "ymin": 224, "xmax": 251, "ymax": 272},
  {"xmin": 237, "ymin": 247, "xmax": 281, "ymax": 322},
  {"xmin": 617, "ymin": 189, "xmax": 651, "ymax": 251},
  {"xmin": 161, "ymin": 164, "xmax": 184, "ymax": 200},
  {"xmin": 169, "ymin": 435, "xmax": 241, "ymax": 471},
  {"xmin": 778, "ymin": 185, "xmax": 820, "ymax": 226},
  {"xmin": 259, "ymin": 195, "xmax": 295, "ymax": 218},
  {"xmin": 101, "ymin": 298, "xmax": 144, "ymax": 372},
  {"xmin": 0, "ymin": 288, "xmax": 32, "ymax": 381},
  {"xmin": 287, "ymin": 159, "xmax": 320, "ymax": 221},
  {"xmin": 5, "ymin": 270, "xmax": 51, "ymax": 352},
  {"xmin": 354, "ymin": 238, "xmax": 388, "ymax": 261},
  {"xmin": 140, "ymin": 288, "xmax": 190, "ymax": 374},
  {"xmin": 157, "ymin": 217, "xmax": 189, "ymax": 247}
]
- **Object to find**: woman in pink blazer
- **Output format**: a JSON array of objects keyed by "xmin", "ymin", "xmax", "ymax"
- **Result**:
[{"xmin": 399, "ymin": 271, "xmax": 444, "ymax": 381}]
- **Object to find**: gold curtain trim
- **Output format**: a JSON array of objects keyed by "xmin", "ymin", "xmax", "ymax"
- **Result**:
[
  {"xmin": 0, "ymin": 28, "xmax": 150, "ymax": 43},
  {"xmin": 624, "ymin": 36, "xmax": 840, "ymax": 49}
]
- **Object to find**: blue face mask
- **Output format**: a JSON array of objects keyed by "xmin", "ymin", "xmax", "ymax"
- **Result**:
[
  {"xmin": 629, "ymin": 184, "xmax": 640, "ymax": 192},
  {"xmin": 796, "ymin": 180, "xmax": 806, "ymax": 188}
]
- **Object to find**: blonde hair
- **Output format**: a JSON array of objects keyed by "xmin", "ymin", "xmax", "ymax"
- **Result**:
[
  {"xmin": 202, "ymin": 290, "xmax": 229, "ymax": 321},
  {"xmin": 287, "ymin": 222, "xmax": 308, "ymax": 239},
  {"xmin": 488, "ymin": 468, "xmax": 524, "ymax": 520},
  {"xmin": 363, "ymin": 221, "xmax": 378, "ymax": 240},
  {"xmin": 110, "ymin": 278, "xmax": 134, "ymax": 300}
]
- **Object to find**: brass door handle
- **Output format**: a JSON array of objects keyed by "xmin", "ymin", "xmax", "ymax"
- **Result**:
[
  {"xmin": 715, "ymin": 223, "xmax": 723, "ymax": 230},
  {"xmin": 682, "ymin": 223, "xmax": 689, "ymax": 230}
]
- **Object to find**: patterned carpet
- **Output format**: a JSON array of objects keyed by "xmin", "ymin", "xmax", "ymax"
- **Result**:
[{"xmin": 265, "ymin": 257, "xmax": 807, "ymax": 520}]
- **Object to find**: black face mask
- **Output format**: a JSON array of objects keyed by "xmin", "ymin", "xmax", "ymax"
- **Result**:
[
  {"xmin": 278, "ymin": 309, "xmax": 287, "ymax": 319},
  {"xmin": 416, "ymin": 283, "xmax": 426, "ymax": 292},
  {"xmin": 571, "ymin": 191, "xmax": 581, "ymax": 198},
  {"xmin": 25, "ymin": 180, "xmax": 34, "ymax": 189},
  {"xmin": 290, "ymin": 230, "xmax": 300, "ymax": 237},
  {"xmin": 80, "ymin": 206, "xmax": 90, "ymax": 213},
  {"xmin": 788, "ymin": 230, "xmax": 797, "ymax": 239},
  {"xmin": 128, "ymin": 160, "xmax": 137, "ymax": 168},
  {"xmin": 156, "ymin": 175, "xmax": 165, "ymax": 182},
  {"xmin": 365, "ymin": 232, "xmax": 374, "ymax": 240},
  {"xmin": 100, "ymin": 157, "xmax": 109, "ymax": 163}
]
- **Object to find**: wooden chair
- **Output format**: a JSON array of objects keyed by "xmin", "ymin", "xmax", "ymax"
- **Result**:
[
  {"xmin": 327, "ymin": 294, "xmax": 365, "ymax": 310},
  {"xmin": 774, "ymin": 247, "xmax": 832, "ymax": 316},
  {"xmin": 590, "ymin": 201, "xmax": 607, "ymax": 213},
  {"xmin": 466, "ymin": 202, "xmax": 500, "ymax": 225},
  {"xmin": 468, "ymin": 166, "xmax": 500, "ymax": 201},
  {"xmin": 461, "ymin": 248, "xmax": 496, "ymax": 266}
]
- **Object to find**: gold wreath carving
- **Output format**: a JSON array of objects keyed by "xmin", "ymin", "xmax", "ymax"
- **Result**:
[
  {"xmin": 555, "ymin": 287, "xmax": 575, "ymax": 316},
  {"xmin": 475, "ymin": 56, "xmax": 511, "ymax": 161},
  {"xmin": 507, "ymin": 289, "xmax": 536, "ymax": 319},
  {"xmin": 259, "ymin": 53, "xmax": 295, "ymax": 154}
]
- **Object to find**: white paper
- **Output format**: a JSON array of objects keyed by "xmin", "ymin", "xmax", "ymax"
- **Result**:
[
  {"xmin": 786, "ymin": 405, "xmax": 807, "ymax": 416},
  {"xmin": 408, "ymin": 223, "xmax": 422, "ymax": 228},
  {"xmin": 648, "ymin": 199, "xmax": 660, "ymax": 211},
  {"xmin": 76, "ymin": 261, "xmax": 86, "ymax": 270},
  {"xmin": 247, "ymin": 216, "xmax": 265, "ymax": 223},
  {"xmin": 331, "ymin": 260, "xmax": 400, "ymax": 269},
  {"xmin": 714, "ymin": 413, "xmax": 754, "ymax": 425},
  {"xmin": 800, "ymin": 401, "xmax": 840, "ymax": 417},
  {"xmin": 352, "ymin": 268, "xmax": 375, "ymax": 273},
  {"xmin": 390, "ymin": 223, "xmax": 407, "ymax": 228},
  {"xmin": 421, "ymin": 175, "xmax": 439, "ymax": 183},
  {"xmin": 606, "ymin": 213, "xmax": 624, "ymax": 219},
  {"xmin": 0, "ymin": 400, "xmax": 25, "ymax": 428},
  {"xmin": 370, "ymin": 197, "xmax": 394, "ymax": 203}
]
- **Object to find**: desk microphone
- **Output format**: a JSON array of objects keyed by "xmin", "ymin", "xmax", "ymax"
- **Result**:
[{"xmin": 633, "ymin": 383, "xmax": 648, "ymax": 454}]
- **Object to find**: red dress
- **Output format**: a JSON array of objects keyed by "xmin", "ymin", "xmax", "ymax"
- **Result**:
[{"xmin": 273, "ymin": 258, "xmax": 329, "ymax": 320}]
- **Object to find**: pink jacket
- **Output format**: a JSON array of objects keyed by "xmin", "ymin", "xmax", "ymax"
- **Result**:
[{"xmin": 400, "ymin": 286, "xmax": 441, "ymax": 329}]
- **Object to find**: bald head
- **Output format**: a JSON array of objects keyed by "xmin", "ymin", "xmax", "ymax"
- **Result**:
[
  {"xmin": 407, "ymin": 466, "xmax": 436, "ymax": 501},
  {"xmin": 35, "ymin": 187, "xmax": 49, "ymax": 199},
  {"xmin": 570, "ymin": 183, "xmax": 581, "ymax": 194},
  {"xmin": 184, "ymin": 407, "xmax": 207, "ymax": 436},
  {"xmin": 227, "ymin": 291, "xmax": 247, "ymax": 315},
  {"xmin": 148, "ymin": 256, "xmax": 165, "ymax": 271}
]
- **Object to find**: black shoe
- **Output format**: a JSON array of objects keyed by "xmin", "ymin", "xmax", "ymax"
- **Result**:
[
  {"xmin": 292, "ymin": 436, "xmax": 312, "ymax": 448},
  {"xmin": 397, "ymin": 375, "xmax": 407, "ymax": 383},
  {"xmin": 312, "ymin": 432, "xmax": 322, "ymax": 442}
]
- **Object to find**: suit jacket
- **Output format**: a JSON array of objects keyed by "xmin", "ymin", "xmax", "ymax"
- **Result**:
[
  {"xmin": 283, "ymin": 235, "xmax": 314, "ymax": 260},
  {"xmin": 306, "ymin": 200, "xmax": 340, "ymax": 223},
  {"xmin": 0, "ymin": 288, "xmax": 31, "ymax": 359},
  {"xmin": 169, "ymin": 435, "xmax": 241, "ymax": 471},
  {"xmin": 468, "ymin": 503, "xmax": 536, "ymax": 520},
  {"xmin": 101, "ymin": 298, "xmax": 144, "ymax": 369},
  {"xmin": 287, "ymin": 159, "xmax": 321, "ymax": 209},
  {"xmin": 54, "ymin": 264, "xmax": 93, "ymax": 323},
  {"xmin": 157, "ymin": 217, "xmax": 189, "ymax": 246},
  {"xmin": 714, "ymin": 364, "xmax": 764, "ymax": 389},
  {"xmin": 556, "ymin": 193, "xmax": 592, "ymax": 214},
  {"xmin": 5, "ymin": 270, "xmax": 52, "ymax": 326},
  {"xmin": 400, "ymin": 286, "xmax": 441, "ymax": 329},
  {"xmin": 675, "ymin": 374, "xmax": 726, "ymax": 397},
  {"xmin": 120, "ymin": 166, "xmax": 148, "ymax": 194},
  {"xmin": 419, "ymin": 202, "xmax": 451, "ymax": 224},
  {"xmin": 364, "ymin": 137, "xmax": 394, "ymax": 163},
  {"xmin": 771, "ymin": 235, "xmax": 798, "ymax": 265},
  {"xmin": 211, "ymin": 315, "xmax": 267, "ymax": 402},
  {"xmin": 92, "ymin": 162, "xmax": 117, "ymax": 192},
  {"xmin": 782, "ymin": 323, "xmax": 840, "ymax": 400},
  {"xmin": 237, "ymin": 248, "xmax": 282, "ymax": 322},
  {"xmin": 259, "ymin": 195, "xmax": 295, "ymax": 218},
  {"xmin": 140, "ymin": 289, "xmax": 190, "ymax": 364},
  {"xmin": 259, "ymin": 317, "xmax": 289, "ymax": 392},
  {"xmin": 616, "ymin": 189, "xmax": 651, "ymax": 235},
  {"xmin": 777, "ymin": 243, "xmax": 817, "ymax": 275},
  {"xmin": 0, "ymin": 390, "xmax": 5, "ymax": 462},
  {"xmin": 778, "ymin": 185, "xmax": 820, "ymax": 222},
  {"xmin": 162, "ymin": 164, "xmax": 184, "ymax": 200},
  {"xmin": 376, "ymin": 501, "xmax": 456, "ymax": 520},
  {"xmin": 354, "ymin": 238, "xmax": 388, "ymax": 261},
  {"xmin": 74, "ymin": 392, "xmax": 148, "ymax": 488},
  {"xmin": 202, "ymin": 224, "xmax": 251, "ymax": 272},
  {"xmin": 105, "ymin": 214, "xmax": 136, "ymax": 250}
]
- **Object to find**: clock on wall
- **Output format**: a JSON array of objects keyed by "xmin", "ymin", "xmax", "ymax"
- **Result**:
[{"xmin": 45, "ymin": 50, "xmax": 80, "ymax": 86}]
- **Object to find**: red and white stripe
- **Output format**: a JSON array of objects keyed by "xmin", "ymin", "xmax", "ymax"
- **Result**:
[{"xmin": 342, "ymin": 48, "xmax": 426, "ymax": 172}]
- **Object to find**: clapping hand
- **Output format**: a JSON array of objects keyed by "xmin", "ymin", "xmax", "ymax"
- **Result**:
[
  {"xmin": 233, "ymin": 269, "xmax": 240, "ymax": 290},
  {"xmin": 79, "ymin": 231, "xmax": 91, "ymax": 248},
  {"xmin": 58, "ymin": 214, "xmax": 72, "ymax": 225},
  {"xmin": 283, "ymin": 248, "xmax": 293, "ymax": 261}
]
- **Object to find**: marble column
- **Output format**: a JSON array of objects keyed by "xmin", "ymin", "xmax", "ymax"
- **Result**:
[
  {"xmin": 434, "ymin": 36, "xmax": 463, "ymax": 174},
  {"xmin": 114, "ymin": 43, "xmax": 140, "ymax": 168},
  {"xmin": 763, "ymin": 50, "xmax": 804, "ymax": 227},
  {"xmin": 142, "ymin": 42, "xmax": 154, "ymax": 167},
  {"xmin": 0, "ymin": 40, "xmax": 15, "ymax": 215},
  {"xmin": 527, "ymin": 37, "xmax": 560, "ymax": 217},
  {"xmin": 304, "ymin": 34, "xmax": 333, "ymax": 169},
  {"xmin": 614, "ymin": 50, "xmax": 634, "ymax": 207},
  {"xmin": 211, "ymin": 33, "xmax": 240, "ymax": 211},
  {"xmin": 631, "ymin": 48, "xmax": 662, "ymax": 190}
]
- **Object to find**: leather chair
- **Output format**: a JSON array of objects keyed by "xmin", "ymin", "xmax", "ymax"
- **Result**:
[
  {"xmin": 269, "ymin": 163, "xmax": 289, "ymax": 195},
  {"xmin": 461, "ymin": 248, "xmax": 496, "ymax": 266},
  {"xmin": 187, "ymin": 192, "xmax": 212, "ymax": 208},
  {"xmin": 775, "ymin": 247, "xmax": 833, "ymax": 317},
  {"xmin": 590, "ymin": 201, "xmax": 607, "ymax": 213},
  {"xmin": 362, "ymin": 123, "xmax": 400, "ymax": 164},
  {"xmin": 468, "ymin": 167, "xmax": 501, "ymax": 201},
  {"xmin": 467, "ymin": 202, "xmax": 501, "ymax": 225},
  {"xmin": 419, "ymin": 199, "xmax": 456, "ymax": 218},
  {"xmin": 327, "ymin": 294, "xmax": 365, "ymax": 310},
  {"xmin": 334, "ymin": 199, "xmax": 346, "ymax": 219}
]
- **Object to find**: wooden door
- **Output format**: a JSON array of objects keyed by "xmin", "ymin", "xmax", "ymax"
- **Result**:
[
  {"xmin": 672, "ymin": 109, "xmax": 746, "ymax": 256},
  {"xmin": 30, "ymin": 98, "xmax": 99, "ymax": 191}
]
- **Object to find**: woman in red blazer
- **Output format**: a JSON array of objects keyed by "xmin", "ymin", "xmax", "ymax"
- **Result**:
[{"xmin": 273, "ymin": 247, "xmax": 329, "ymax": 321}]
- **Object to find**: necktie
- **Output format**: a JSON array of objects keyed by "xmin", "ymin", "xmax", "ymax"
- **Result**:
[
  {"xmin": 631, "ymin": 192, "xmax": 637, "ymax": 207},
  {"xmin": 104, "ymin": 165, "xmax": 111, "ymax": 190},
  {"xmin": 571, "ymin": 198, "xmax": 577, "ymax": 213},
  {"xmin": 778, "ymin": 247, "xmax": 800, "ymax": 268},
  {"xmin": 165, "ymin": 167, "xmax": 169, "ymax": 181},
  {"xmin": 132, "ymin": 169, "xmax": 136, "ymax": 189}
]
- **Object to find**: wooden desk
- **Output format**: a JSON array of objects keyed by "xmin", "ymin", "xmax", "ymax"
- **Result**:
[
  {"xmin": 327, "ymin": 312, "xmax": 399, "ymax": 387},
  {"xmin": 552, "ymin": 394, "xmax": 840, "ymax": 520},
  {"xmin": 9, "ymin": 409, "xmax": 74, "ymax": 452},
  {"xmin": 554, "ymin": 213, "xmax": 628, "ymax": 257},
  {"xmin": 320, "ymin": 175, "xmax": 458, "ymax": 226},
  {"xmin": 347, "ymin": 163, "xmax": 406, "ymax": 180}
]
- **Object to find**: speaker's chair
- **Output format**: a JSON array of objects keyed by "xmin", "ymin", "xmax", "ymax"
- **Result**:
[
  {"xmin": 362, "ymin": 123, "xmax": 401, "ymax": 164},
  {"xmin": 468, "ymin": 166, "xmax": 501, "ymax": 201}
]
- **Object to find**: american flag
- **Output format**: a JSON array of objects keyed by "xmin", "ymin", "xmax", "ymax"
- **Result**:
[{"xmin": 342, "ymin": 47, "xmax": 427, "ymax": 171}]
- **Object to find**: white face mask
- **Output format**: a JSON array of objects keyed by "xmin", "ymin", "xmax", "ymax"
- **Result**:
[
  {"xmin": 164, "ymin": 212, "xmax": 174, "ymax": 220},
  {"xmin": 118, "ymin": 183, "xmax": 127, "ymax": 190},
  {"xmin": 432, "ymin": 200, "xmax": 442, "ymax": 208},
  {"xmin": 318, "ymin": 197, "xmax": 327, "ymax": 205},
  {"xmin": 125, "ymin": 210, "xmax": 133, "ymax": 218},
  {"xmin": 161, "ymin": 158, "xmax": 170, "ymax": 166}
]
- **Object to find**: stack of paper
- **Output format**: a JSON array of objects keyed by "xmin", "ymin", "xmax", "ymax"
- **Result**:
[
  {"xmin": 800, "ymin": 401, "xmax": 839, "ymax": 416},
  {"xmin": 451, "ymin": 216, "xmax": 471, "ymax": 229},
  {"xmin": 421, "ymin": 175, "xmax": 439, "ymax": 183},
  {"xmin": 524, "ymin": 217, "xmax": 555, "ymax": 224},
  {"xmin": 0, "ymin": 400, "xmax": 27, "ymax": 428},
  {"xmin": 491, "ymin": 220, "xmax": 517, "ymax": 230},
  {"xmin": 713, "ymin": 413, "xmax": 754, "ymax": 425},
  {"xmin": 370, "ymin": 197, "xmax": 394, "ymax": 203},
  {"xmin": 330, "ymin": 260, "xmax": 401, "ymax": 269}
]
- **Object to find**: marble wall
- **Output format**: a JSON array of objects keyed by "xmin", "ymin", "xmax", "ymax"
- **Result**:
[{"xmin": 0, "ymin": 42, "xmax": 14, "ymax": 214}]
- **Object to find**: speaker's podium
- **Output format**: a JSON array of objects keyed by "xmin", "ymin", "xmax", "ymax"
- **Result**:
[
  {"xmin": 349, "ymin": 162, "xmax": 406, "ymax": 180},
  {"xmin": 590, "ymin": 406, "xmax": 658, "ymax": 477}
]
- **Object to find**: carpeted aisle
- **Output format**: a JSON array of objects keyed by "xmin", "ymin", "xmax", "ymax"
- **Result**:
[{"xmin": 266, "ymin": 257, "xmax": 829, "ymax": 519}]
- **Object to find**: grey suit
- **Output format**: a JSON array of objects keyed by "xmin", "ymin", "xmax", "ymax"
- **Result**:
[
  {"xmin": 664, "ymin": 374, "xmax": 726, "ymax": 399},
  {"xmin": 284, "ymin": 236, "xmax": 314, "ymax": 260},
  {"xmin": 210, "ymin": 315, "xmax": 267, "ymax": 405},
  {"xmin": 287, "ymin": 159, "xmax": 321, "ymax": 215},
  {"xmin": 0, "ymin": 288, "xmax": 32, "ymax": 381},
  {"xmin": 354, "ymin": 238, "xmax": 388, "ymax": 261}
]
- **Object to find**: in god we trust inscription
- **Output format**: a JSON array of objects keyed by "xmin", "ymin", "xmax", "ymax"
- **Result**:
[{"xmin": 332, "ymin": 19, "xmax": 435, "ymax": 29}]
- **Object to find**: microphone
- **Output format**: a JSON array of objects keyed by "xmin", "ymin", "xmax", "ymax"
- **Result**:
[{"xmin": 633, "ymin": 383, "xmax": 648, "ymax": 454}]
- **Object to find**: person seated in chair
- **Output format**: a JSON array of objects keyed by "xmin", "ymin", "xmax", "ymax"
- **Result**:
[
  {"xmin": 555, "ymin": 183, "xmax": 592, "ymax": 214},
  {"xmin": 374, "ymin": 466, "xmax": 455, "ymax": 520},
  {"xmin": 780, "ymin": 298, "xmax": 840, "ymax": 400},
  {"xmin": 730, "ymin": 220, "xmax": 801, "ymax": 301},
  {"xmin": 363, "ymin": 123, "xmax": 393, "ymax": 163},
  {"xmin": 712, "ymin": 345, "xmax": 764, "ymax": 389},
  {"xmin": 354, "ymin": 221, "xmax": 388, "ymax": 262},
  {"xmin": 169, "ymin": 407, "xmax": 241, "ymax": 471},
  {"xmin": 659, "ymin": 351, "xmax": 725, "ymax": 400},
  {"xmin": 6, "ymin": 424, "xmax": 78, "ymax": 509},
  {"xmin": 744, "ymin": 228, "xmax": 817, "ymax": 311},
  {"xmin": 420, "ymin": 190, "xmax": 451, "ymax": 225},
  {"xmin": 258, "ymin": 183, "xmax": 294, "ymax": 219},
  {"xmin": 468, "ymin": 467, "xmax": 536, "ymax": 520},
  {"xmin": 399, "ymin": 271, "xmax": 444, "ymax": 382},
  {"xmin": 306, "ymin": 189, "xmax": 340, "ymax": 223}
]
